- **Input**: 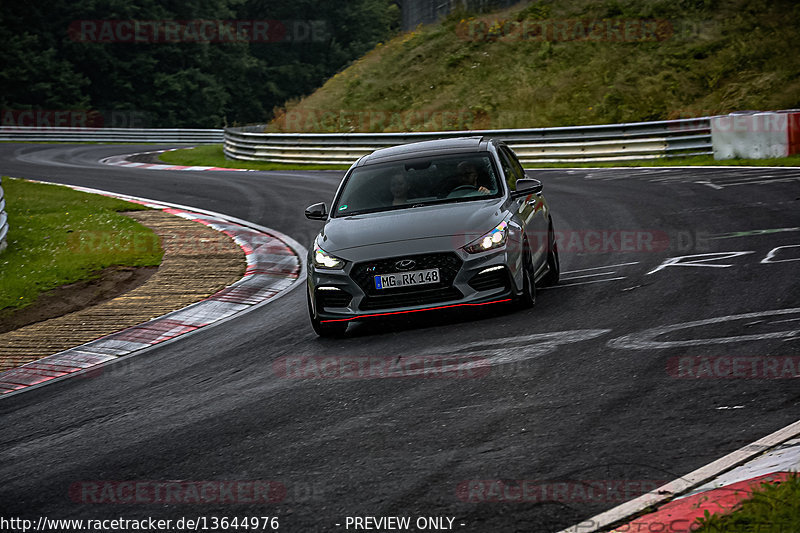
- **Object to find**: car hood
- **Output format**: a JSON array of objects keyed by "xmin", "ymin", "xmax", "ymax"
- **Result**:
[{"xmin": 318, "ymin": 199, "xmax": 507, "ymax": 254}]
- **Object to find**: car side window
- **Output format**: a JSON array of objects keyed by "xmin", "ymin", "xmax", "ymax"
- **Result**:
[{"xmin": 498, "ymin": 146, "xmax": 524, "ymax": 190}]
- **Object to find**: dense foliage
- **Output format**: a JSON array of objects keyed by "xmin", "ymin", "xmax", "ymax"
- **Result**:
[
  {"xmin": 0, "ymin": 0, "xmax": 400, "ymax": 128},
  {"xmin": 277, "ymin": 0, "xmax": 800, "ymax": 131}
]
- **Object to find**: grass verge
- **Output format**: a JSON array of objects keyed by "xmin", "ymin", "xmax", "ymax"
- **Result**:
[
  {"xmin": 160, "ymin": 145, "xmax": 800, "ymax": 170},
  {"xmin": 0, "ymin": 141, "xmax": 164, "ymax": 145},
  {"xmin": 524, "ymin": 153, "xmax": 800, "ymax": 168},
  {"xmin": 694, "ymin": 473, "xmax": 800, "ymax": 532},
  {"xmin": 158, "ymin": 145, "xmax": 351, "ymax": 171},
  {"xmin": 0, "ymin": 177, "xmax": 163, "ymax": 314}
]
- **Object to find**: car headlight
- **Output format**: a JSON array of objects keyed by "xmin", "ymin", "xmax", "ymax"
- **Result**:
[
  {"xmin": 464, "ymin": 221, "xmax": 509, "ymax": 254},
  {"xmin": 313, "ymin": 246, "xmax": 345, "ymax": 269}
]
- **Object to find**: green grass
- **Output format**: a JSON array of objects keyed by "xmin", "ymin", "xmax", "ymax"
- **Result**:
[
  {"xmin": 524, "ymin": 153, "xmax": 800, "ymax": 167},
  {"xmin": 694, "ymin": 474, "xmax": 800, "ymax": 533},
  {"xmin": 158, "ymin": 145, "xmax": 351, "ymax": 171},
  {"xmin": 0, "ymin": 177, "xmax": 164, "ymax": 313},
  {"xmin": 0, "ymin": 141, "xmax": 163, "ymax": 145},
  {"xmin": 269, "ymin": 0, "xmax": 800, "ymax": 132},
  {"xmin": 160, "ymin": 144, "xmax": 800, "ymax": 170}
]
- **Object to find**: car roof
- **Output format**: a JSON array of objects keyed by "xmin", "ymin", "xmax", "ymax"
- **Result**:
[{"xmin": 354, "ymin": 136, "xmax": 493, "ymax": 167}]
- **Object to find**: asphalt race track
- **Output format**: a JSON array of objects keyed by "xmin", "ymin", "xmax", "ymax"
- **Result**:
[{"xmin": 1, "ymin": 143, "xmax": 799, "ymax": 532}]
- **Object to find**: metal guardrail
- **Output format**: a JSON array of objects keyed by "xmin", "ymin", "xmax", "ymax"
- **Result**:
[
  {"xmin": 0, "ymin": 177, "xmax": 8, "ymax": 254},
  {"xmin": 223, "ymin": 118, "xmax": 712, "ymax": 165},
  {"xmin": 0, "ymin": 119, "xmax": 713, "ymax": 163},
  {"xmin": 0, "ymin": 127, "xmax": 223, "ymax": 144}
]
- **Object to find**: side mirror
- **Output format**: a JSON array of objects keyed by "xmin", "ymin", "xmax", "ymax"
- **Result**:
[
  {"xmin": 511, "ymin": 178, "xmax": 543, "ymax": 198},
  {"xmin": 304, "ymin": 202, "xmax": 328, "ymax": 220}
]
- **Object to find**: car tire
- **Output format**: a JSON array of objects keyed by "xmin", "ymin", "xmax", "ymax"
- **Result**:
[
  {"xmin": 541, "ymin": 223, "xmax": 560, "ymax": 286},
  {"xmin": 308, "ymin": 293, "xmax": 348, "ymax": 337},
  {"xmin": 516, "ymin": 240, "xmax": 536, "ymax": 309}
]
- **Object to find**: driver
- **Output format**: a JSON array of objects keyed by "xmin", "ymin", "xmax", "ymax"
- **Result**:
[
  {"xmin": 389, "ymin": 171, "xmax": 410, "ymax": 205},
  {"xmin": 455, "ymin": 161, "xmax": 490, "ymax": 194}
]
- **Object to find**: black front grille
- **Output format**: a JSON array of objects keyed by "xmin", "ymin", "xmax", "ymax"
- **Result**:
[
  {"xmin": 316, "ymin": 288, "xmax": 353, "ymax": 308},
  {"xmin": 351, "ymin": 252, "xmax": 462, "ymax": 296},
  {"xmin": 351, "ymin": 252, "xmax": 464, "ymax": 311},
  {"xmin": 359, "ymin": 287, "xmax": 463, "ymax": 311},
  {"xmin": 469, "ymin": 267, "xmax": 509, "ymax": 291}
]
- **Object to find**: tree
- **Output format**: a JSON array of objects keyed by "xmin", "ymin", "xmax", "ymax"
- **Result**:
[{"xmin": 0, "ymin": 0, "xmax": 400, "ymax": 127}]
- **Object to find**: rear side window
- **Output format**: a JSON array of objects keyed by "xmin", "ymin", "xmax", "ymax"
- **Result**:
[{"xmin": 498, "ymin": 146, "xmax": 524, "ymax": 190}]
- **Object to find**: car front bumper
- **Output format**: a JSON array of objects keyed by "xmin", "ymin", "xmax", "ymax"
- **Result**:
[{"xmin": 308, "ymin": 245, "xmax": 524, "ymax": 323}]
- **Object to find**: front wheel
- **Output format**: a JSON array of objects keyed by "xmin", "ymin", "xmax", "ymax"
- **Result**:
[
  {"xmin": 541, "ymin": 224, "xmax": 560, "ymax": 286},
  {"xmin": 308, "ymin": 293, "xmax": 348, "ymax": 337},
  {"xmin": 515, "ymin": 240, "xmax": 536, "ymax": 309}
]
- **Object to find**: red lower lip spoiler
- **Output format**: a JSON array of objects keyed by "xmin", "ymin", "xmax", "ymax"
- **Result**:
[{"xmin": 320, "ymin": 298, "xmax": 513, "ymax": 323}]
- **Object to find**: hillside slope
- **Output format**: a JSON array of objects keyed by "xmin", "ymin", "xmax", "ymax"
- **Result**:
[{"xmin": 267, "ymin": 0, "xmax": 800, "ymax": 132}]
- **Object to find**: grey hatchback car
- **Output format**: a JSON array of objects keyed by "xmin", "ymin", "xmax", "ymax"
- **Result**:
[{"xmin": 304, "ymin": 136, "xmax": 559, "ymax": 336}]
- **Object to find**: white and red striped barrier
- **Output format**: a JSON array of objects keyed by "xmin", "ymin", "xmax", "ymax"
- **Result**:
[{"xmin": 712, "ymin": 111, "xmax": 800, "ymax": 159}]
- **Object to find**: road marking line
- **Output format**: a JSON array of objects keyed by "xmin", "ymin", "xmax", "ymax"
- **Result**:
[
  {"xmin": 562, "ymin": 262, "xmax": 639, "ymax": 274},
  {"xmin": 560, "ymin": 271, "xmax": 617, "ymax": 280},
  {"xmin": 709, "ymin": 227, "xmax": 800, "ymax": 239},
  {"xmin": 540, "ymin": 276, "xmax": 626, "ymax": 289},
  {"xmin": 769, "ymin": 317, "xmax": 800, "ymax": 325},
  {"xmin": 608, "ymin": 308, "xmax": 800, "ymax": 349}
]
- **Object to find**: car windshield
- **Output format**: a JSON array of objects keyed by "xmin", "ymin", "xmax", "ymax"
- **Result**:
[{"xmin": 333, "ymin": 153, "xmax": 501, "ymax": 217}]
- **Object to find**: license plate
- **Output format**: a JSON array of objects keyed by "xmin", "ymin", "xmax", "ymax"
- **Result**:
[{"xmin": 374, "ymin": 268, "xmax": 440, "ymax": 290}]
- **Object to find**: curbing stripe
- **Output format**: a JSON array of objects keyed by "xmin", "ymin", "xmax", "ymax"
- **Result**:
[
  {"xmin": 100, "ymin": 148, "xmax": 252, "ymax": 172},
  {"xmin": 557, "ymin": 418, "xmax": 800, "ymax": 533},
  {"xmin": 558, "ymin": 420, "xmax": 800, "ymax": 533},
  {"xmin": 0, "ymin": 182, "xmax": 307, "ymax": 399},
  {"xmin": 680, "ymin": 437, "xmax": 800, "ymax": 496},
  {"xmin": 610, "ymin": 472, "xmax": 795, "ymax": 533},
  {"xmin": 609, "ymin": 437, "xmax": 800, "ymax": 532}
]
